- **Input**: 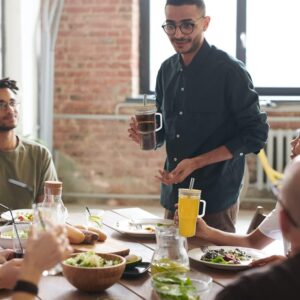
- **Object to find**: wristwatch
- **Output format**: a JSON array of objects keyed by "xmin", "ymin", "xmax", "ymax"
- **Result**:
[{"xmin": 13, "ymin": 280, "xmax": 38, "ymax": 296}]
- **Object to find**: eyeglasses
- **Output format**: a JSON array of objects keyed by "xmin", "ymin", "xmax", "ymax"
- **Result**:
[
  {"xmin": 0, "ymin": 100, "xmax": 20, "ymax": 111},
  {"xmin": 277, "ymin": 197, "xmax": 300, "ymax": 228},
  {"xmin": 162, "ymin": 16, "xmax": 205, "ymax": 36}
]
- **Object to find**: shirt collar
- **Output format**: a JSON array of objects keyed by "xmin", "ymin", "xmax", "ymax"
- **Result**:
[{"xmin": 175, "ymin": 39, "xmax": 212, "ymax": 73}]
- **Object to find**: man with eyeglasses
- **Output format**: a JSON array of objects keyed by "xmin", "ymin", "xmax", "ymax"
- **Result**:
[
  {"xmin": 215, "ymin": 156, "xmax": 300, "ymax": 300},
  {"xmin": 0, "ymin": 78, "xmax": 57, "ymax": 210},
  {"xmin": 129, "ymin": 0, "xmax": 268, "ymax": 232}
]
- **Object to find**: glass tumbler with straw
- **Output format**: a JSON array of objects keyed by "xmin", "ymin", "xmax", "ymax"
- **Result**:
[{"xmin": 178, "ymin": 178, "xmax": 206, "ymax": 237}]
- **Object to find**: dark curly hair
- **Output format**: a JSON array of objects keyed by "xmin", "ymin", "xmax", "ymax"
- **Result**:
[{"xmin": 0, "ymin": 77, "xmax": 19, "ymax": 94}]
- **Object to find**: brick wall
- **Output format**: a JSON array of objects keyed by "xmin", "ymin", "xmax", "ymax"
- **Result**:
[{"xmin": 54, "ymin": 0, "xmax": 166, "ymax": 201}]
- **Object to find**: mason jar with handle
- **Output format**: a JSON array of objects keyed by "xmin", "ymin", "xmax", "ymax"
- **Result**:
[
  {"xmin": 178, "ymin": 188, "xmax": 206, "ymax": 238},
  {"xmin": 135, "ymin": 106, "xmax": 163, "ymax": 150}
]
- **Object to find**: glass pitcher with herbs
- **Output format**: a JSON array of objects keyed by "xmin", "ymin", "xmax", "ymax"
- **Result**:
[{"xmin": 151, "ymin": 224, "xmax": 189, "ymax": 275}]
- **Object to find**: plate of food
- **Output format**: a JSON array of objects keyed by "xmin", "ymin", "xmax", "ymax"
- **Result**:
[
  {"xmin": 115, "ymin": 219, "xmax": 173, "ymax": 237},
  {"xmin": 0, "ymin": 224, "xmax": 30, "ymax": 249},
  {"xmin": 1, "ymin": 209, "xmax": 33, "ymax": 223},
  {"xmin": 188, "ymin": 246, "xmax": 268, "ymax": 270}
]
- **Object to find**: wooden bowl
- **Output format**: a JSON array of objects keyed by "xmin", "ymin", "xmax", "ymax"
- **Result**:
[{"xmin": 62, "ymin": 253, "xmax": 126, "ymax": 292}]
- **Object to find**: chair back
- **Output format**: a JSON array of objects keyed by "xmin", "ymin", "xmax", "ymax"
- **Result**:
[
  {"xmin": 257, "ymin": 149, "xmax": 284, "ymax": 196},
  {"xmin": 247, "ymin": 206, "xmax": 267, "ymax": 234}
]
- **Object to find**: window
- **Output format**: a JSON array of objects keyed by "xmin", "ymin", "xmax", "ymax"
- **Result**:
[{"xmin": 140, "ymin": 0, "xmax": 300, "ymax": 96}]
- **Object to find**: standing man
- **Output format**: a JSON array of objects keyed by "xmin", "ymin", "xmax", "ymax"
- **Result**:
[
  {"xmin": 0, "ymin": 78, "xmax": 57, "ymax": 209},
  {"xmin": 129, "ymin": 0, "xmax": 268, "ymax": 232}
]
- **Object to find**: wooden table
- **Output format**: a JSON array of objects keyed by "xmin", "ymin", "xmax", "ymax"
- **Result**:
[{"xmin": 0, "ymin": 207, "xmax": 247, "ymax": 300}]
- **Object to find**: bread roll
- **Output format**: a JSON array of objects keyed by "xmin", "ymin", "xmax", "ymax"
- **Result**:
[
  {"xmin": 80, "ymin": 229, "xmax": 99, "ymax": 244},
  {"xmin": 87, "ymin": 226, "xmax": 107, "ymax": 242},
  {"xmin": 66, "ymin": 224, "xmax": 85, "ymax": 244},
  {"xmin": 74, "ymin": 224, "xmax": 88, "ymax": 230}
]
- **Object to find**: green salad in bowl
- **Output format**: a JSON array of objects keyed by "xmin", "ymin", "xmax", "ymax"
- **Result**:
[
  {"xmin": 64, "ymin": 251, "xmax": 121, "ymax": 268},
  {"xmin": 62, "ymin": 251, "xmax": 126, "ymax": 292}
]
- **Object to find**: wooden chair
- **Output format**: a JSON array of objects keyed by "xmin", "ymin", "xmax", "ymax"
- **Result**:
[
  {"xmin": 257, "ymin": 149, "xmax": 284, "ymax": 197},
  {"xmin": 247, "ymin": 206, "xmax": 267, "ymax": 234}
]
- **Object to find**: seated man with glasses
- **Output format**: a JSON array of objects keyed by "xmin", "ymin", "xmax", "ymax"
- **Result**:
[
  {"xmin": 215, "ymin": 156, "xmax": 300, "ymax": 300},
  {"xmin": 0, "ymin": 78, "xmax": 57, "ymax": 210}
]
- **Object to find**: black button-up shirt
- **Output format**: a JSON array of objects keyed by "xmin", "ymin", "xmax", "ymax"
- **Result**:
[{"xmin": 155, "ymin": 39, "xmax": 269, "ymax": 214}]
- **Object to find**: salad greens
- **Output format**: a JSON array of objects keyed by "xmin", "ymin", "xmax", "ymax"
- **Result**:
[
  {"xmin": 152, "ymin": 272, "xmax": 200, "ymax": 300},
  {"xmin": 201, "ymin": 248, "xmax": 252, "ymax": 265},
  {"xmin": 64, "ymin": 251, "xmax": 121, "ymax": 268},
  {"xmin": 1, "ymin": 229, "xmax": 29, "ymax": 239}
]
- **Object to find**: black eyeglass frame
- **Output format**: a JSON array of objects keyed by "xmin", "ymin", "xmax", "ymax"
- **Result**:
[
  {"xmin": 161, "ymin": 16, "xmax": 205, "ymax": 36},
  {"xmin": 0, "ymin": 100, "xmax": 20, "ymax": 111}
]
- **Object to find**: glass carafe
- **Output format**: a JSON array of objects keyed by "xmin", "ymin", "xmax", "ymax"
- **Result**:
[
  {"xmin": 43, "ymin": 181, "xmax": 68, "ymax": 223},
  {"xmin": 151, "ymin": 224, "xmax": 189, "ymax": 275}
]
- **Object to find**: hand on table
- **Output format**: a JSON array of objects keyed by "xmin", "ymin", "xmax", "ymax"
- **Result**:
[
  {"xmin": 128, "ymin": 117, "xmax": 140, "ymax": 145},
  {"xmin": 0, "ymin": 249, "xmax": 15, "ymax": 263},
  {"xmin": 250, "ymin": 255, "xmax": 286, "ymax": 268},
  {"xmin": 0, "ymin": 258, "xmax": 22, "ymax": 289}
]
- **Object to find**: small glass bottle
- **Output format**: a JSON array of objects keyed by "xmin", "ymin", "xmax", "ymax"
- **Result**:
[
  {"xmin": 151, "ymin": 224, "xmax": 190, "ymax": 276},
  {"xmin": 43, "ymin": 181, "xmax": 68, "ymax": 223}
]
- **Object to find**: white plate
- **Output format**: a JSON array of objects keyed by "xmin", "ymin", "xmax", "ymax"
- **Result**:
[
  {"xmin": 1, "ymin": 209, "xmax": 33, "ymax": 222},
  {"xmin": 188, "ymin": 246, "xmax": 267, "ymax": 270},
  {"xmin": 115, "ymin": 219, "xmax": 173, "ymax": 237},
  {"xmin": 0, "ymin": 224, "xmax": 29, "ymax": 249}
]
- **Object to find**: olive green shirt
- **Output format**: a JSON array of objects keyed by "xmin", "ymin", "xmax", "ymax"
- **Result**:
[{"xmin": 0, "ymin": 136, "xmax": 58, "ymax": 210}]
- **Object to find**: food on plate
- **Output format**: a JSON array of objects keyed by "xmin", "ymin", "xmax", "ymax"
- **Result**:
[
  {"xmin": 66, "ymin": 224, "xmax": 85, "ymax": 244},
  {"xmin": 74, "ymin": 224, "xmax": 107, "ymax": 242},
  {"xmin": 15, "ymin": 211, "xmax": 33, "ymax": 222},
  {"xmin": 125, "ymin": 254, "xmax": 142, "ymax": 268},
  {"xmin": 0, "ymin": 229, "xmax": 29, "ymax": 239},
  {"xmin": 151, "ymin": 258, "xmax": 189, "ymax": 275},
  {"xmin": 201, "ymin": 248, "xmax": 253, "ymax": 265},
  {"xmin": 152, "ymin": 272, "xmax": 200, "ymax": 300},
  {"xmin": 143, "ymin": 225, "xmax": 155, "ymax": 233},
  {"xmin": 64, "ymin": 251, "xmax": 122, "ymax": 268}
]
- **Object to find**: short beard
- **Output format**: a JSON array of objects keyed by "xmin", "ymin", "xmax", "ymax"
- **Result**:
[{"xmin": 0, "ymin": 125, "xmax": 16, "ymax": 131}]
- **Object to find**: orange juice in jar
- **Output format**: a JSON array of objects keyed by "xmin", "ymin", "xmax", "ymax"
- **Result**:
[{"xmin": 178, "ymin": 189, "xmax": 206, "ymax": 237}]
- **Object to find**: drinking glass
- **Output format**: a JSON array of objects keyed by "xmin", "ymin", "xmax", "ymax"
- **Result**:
[
  {"xmin": 32, "ymin": 203, "xmax": 66, "ymax": 275},
  {"xmin": 85, "ymin": 209, "xmax": 104, "ymax": 228}
]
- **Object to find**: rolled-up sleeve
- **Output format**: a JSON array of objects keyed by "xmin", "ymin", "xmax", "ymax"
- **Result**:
[{"xmin": 224, "ymin": 64, "xmax": 269, "ymax": 158}]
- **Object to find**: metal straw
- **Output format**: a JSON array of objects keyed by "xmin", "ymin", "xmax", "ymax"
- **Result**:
[
  {"xmin": 143, "ymin": 94, "xmax": 147, "ymax": 106},
  {"xmin": 85, "ymin": 206, "xmax": 92, "ymax": 217},
  {"xmin": 0, "ymin": 203, "xmax": 24, "ymax": 254},
  {"xmin": 189, "ymin": 177, "xmax": 195, "ymax": 189}
]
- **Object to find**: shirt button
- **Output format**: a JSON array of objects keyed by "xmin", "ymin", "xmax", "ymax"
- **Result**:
[
  {"xmin": 174, "ymin": 157, "xmax": 178, "ymax": 162},
  {"xmin": 181, "ymin": 87, "xmax": 184, "ymax": 91},
  {"xmin": 176, "ymin": 134, "xmax": 180, "ymax": 138},
  {"xmin": 179, "ymin": 111, "xmax": 183, "ymax": 115},
  {"xmin": 240, "ymin": 153, "xmax": 244, "ymax": 156}
]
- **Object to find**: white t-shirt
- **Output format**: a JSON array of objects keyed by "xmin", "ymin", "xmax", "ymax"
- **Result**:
[
  {"xmin": 259, "ymin": 204, "xmax": 289, "ymax": 255},
  {"xmin": 259, "ymin": 207, "xmax": 282, "ymax": 240}
]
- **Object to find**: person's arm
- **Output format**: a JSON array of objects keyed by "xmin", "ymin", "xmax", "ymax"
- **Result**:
[
  {"xmin": 164, "ymin": 146, "xmax": 232, "ymax": 184},
  {"xmin": 195, "ymin": 217, "xmax": 274, "ymax": 249}
]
